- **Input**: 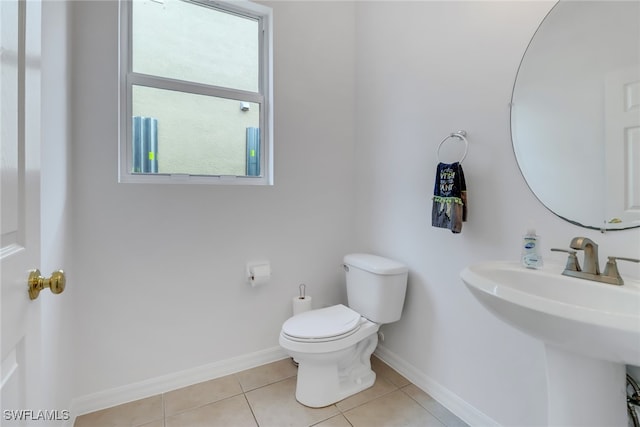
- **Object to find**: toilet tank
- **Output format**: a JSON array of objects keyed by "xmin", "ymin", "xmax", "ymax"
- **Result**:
[{"xmin": 343, "ymin": 253, "xmax": 409, "ymax": 324}]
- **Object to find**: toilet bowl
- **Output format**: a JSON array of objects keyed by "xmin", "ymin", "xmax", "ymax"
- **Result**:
[
  {"xmin": 279, "ymin": 254, "xmax": 408, "ymax": 408},
  {"xmin": 279, "ymin": 304, "xmax": 380, "ymax": 407}
]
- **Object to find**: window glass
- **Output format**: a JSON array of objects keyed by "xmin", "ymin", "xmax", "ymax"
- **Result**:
[
  {"xmin": 132, "ymin": 85, "xmax": 260, "ymax": 176},
  {"xmin": 121, "ymin": 0, "xmax": 272, "ymax": 184},
  {"xmin": 132, "ymin": 0, "xmax": 260, "ymax": 92}
]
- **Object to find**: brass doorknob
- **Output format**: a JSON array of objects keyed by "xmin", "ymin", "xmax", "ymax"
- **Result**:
[{"xmin": 28, "ymin": 269, "xmax": 65, "ymax": 300}]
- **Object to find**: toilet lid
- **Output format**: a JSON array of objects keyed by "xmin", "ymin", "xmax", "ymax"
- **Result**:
[{"xmin": 282, "ymin": 304, "xmax": 361, "ymax": 340}]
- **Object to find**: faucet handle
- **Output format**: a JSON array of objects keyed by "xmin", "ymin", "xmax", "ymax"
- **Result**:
[
  {"xmin": 608, "ymin": 256, "xmax": 640, "ymax": 263},
  {"xmin": 602, "ymin": 256, "xmax": 640, "ymax": 285},
  {"xmin": 551, "ymin": 248, "xmax": 581, "ymax": 272}
]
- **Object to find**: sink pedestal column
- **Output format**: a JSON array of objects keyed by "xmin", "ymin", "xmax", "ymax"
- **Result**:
[{"xmin": 545, "ymin": 344, "xmax": 627, "ymax": 426}]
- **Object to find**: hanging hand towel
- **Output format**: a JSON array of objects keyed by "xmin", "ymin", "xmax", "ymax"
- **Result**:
[{"xmin": 432, "ymin": 162, "xmax": 467, "ymax": 233}]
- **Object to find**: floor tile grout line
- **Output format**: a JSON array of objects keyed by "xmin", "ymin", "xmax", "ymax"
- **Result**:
[
  {"xmin": 167, "ymin": 391, "xmax": 249, "ymax": 419},
  {"xmin": 335, "ymin": 385, "xmax": 399, "ymax": 416},
  {"xmin": 397, "ymin": 384, "xmax": 452, "ymax": 427},
  {"xmin": 161, "ymin": 393, "xmax": 166, "ymax": 427},
  {"xmin": 247, "ymin": 374, "xmax": 298, "ymax": 394},
  {"xmin": 241, "ymin": 392, "xmax": 260, "ymax": 427}
]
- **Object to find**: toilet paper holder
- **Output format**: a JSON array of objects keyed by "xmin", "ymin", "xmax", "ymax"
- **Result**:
[{"xmin": 246, "ymin": 262, "xmax": 271, "ymax": 286}]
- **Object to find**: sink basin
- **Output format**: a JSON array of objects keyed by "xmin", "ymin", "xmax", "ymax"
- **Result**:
[
  {"xmin": 461, "ymin": 260, "xmax": 640, "ymax": 365},
  {"xmin": 461, "ymin": 261, "xmax": 640, "ymax": 426}
]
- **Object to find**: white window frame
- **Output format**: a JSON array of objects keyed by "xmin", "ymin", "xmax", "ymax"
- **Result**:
[{"xmin": 118, "ymin": 0, "xmax": 273, "ymax": 185}]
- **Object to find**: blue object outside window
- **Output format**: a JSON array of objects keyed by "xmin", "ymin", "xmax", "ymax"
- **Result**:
[
  {"xmin": 133, "ymin": 116, "xmax": 158, "ymax": 173},
  {"xmin": 246, "ymin": 127, "xmax": 260, "ymax": 176}
]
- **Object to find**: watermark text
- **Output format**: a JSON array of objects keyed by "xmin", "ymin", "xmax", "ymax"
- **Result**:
[{"xmin": 3, "ymin": 409, "xmax": 70, "ymax": 422}]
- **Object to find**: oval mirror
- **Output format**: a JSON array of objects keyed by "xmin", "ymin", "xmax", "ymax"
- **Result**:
[{"xmin": 511, "ymin": 0, "xmax": 640, "ymax": 231}]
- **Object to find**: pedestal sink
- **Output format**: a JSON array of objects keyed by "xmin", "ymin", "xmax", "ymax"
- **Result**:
[{"xmin": 461, "ymin": 261, "xmax": 640, "ymax": 426}]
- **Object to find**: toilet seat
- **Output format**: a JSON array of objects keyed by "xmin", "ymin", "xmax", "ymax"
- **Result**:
[{"xmin": 282, "ymin": 304, "xmax": 361, "ymax": 343}]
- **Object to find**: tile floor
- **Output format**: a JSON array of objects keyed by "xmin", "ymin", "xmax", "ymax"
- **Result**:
[{"xmin": 74, "ymin": 355, "xmax": 469, "ymax": 427}]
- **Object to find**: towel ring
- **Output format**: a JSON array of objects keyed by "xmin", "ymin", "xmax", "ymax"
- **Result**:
[{"xmin": 436, "ymin": 130, "xmax": 469, "ymax": 164}]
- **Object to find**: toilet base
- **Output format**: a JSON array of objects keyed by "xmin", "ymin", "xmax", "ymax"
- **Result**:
[{"xmin": 294, "ymin": 332, "xmax": 379, "ymax": 408}]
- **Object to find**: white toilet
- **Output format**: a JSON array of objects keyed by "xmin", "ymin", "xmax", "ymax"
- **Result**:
[{"xmin": 279, "ymin": 253, "xmax": 408, "ymax": 408}]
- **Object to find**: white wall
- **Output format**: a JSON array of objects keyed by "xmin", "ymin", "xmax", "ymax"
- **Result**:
[
  {"xmin": 354, "ymin": 1, "xmax": 640, "ymax": 426},
  {"xmin": 68, "ymin": 0, "xmax": 356, "ymax": 397},
  {"xmin": 57, "ymin": 1, "xmax": 640, "ymax": 425},
  {"xmin": 40, "ymin": 0, "xmax": 75, "ymax": 414}
]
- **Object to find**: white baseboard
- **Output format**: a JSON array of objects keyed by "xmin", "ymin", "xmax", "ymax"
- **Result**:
[
  {"xmin": 68, "ymin": 346, "xmax": 288, "ymax": 425},
  {"xmin": 374, "ymin": 344, "xmax": 500, "ymax": 427}
]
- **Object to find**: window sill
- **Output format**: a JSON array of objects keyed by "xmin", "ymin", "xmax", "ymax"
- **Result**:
[{"xmin": 118, "ymin": 173, "xmax": 273, "ymax": 186}]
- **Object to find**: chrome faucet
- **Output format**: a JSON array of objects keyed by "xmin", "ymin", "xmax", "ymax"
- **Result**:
[{"xmin": 551, "ymin": 237, "xmax": 639, "ymax": 286}]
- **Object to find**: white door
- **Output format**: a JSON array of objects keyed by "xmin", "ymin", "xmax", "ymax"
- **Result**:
[
  {"xmin": 605, "ymin": 65, "xmax": 640, "ymax": 227},
  {"xmin": 1, "ymin": 0, "xmax": 44, "ymax": 424}
]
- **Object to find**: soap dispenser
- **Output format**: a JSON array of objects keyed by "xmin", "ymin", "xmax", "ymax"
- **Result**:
[{"xmin": 521, "ymin": 228, "xmax": 543, "ymax": 269}]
